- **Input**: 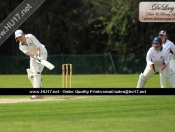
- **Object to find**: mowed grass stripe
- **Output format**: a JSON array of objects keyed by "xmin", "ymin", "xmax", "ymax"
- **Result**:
[
  {"xmin": 0, "ymin": 96, "xmax": 175, "ymax": 132},
  {"xmin": 0, "ymin": 74, "xmax": 172, "ymax": 87}
]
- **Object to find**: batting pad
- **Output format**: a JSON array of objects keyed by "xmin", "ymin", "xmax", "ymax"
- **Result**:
[
  {"xmin": 26, "ymin": 69, "xmax": 34, "ymax": 87},
  {"xmin": 33, "ymin": 74, "xmax": 41, "ymax": 88}
]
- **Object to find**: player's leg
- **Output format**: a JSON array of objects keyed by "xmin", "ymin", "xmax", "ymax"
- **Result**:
[
  {"xmin": 30, "ymin": 53, "xmax": 47, "ymax": 99},
  {"xmin": 39, "ymin": 53, "xmax": 47, "ymax": 73},
  {"xmin": 39, "ymin": 53, "xmax": 47, "ymax": 87},
  {"xmin": 30, "ymin": 53, "xmax": 47, "ymax": 87},
  {"xmin": 159, "ymin": 73, "xmax": 167, "ymax": 88},
  {"xmin": 161, "ymin": 64, "xmax": 175, "ymax": 88},
  {"xmin": 30, "ymin": 59, "xmax": 44, "ymax": 99},
  {"xmin": 169, "ymin": 58, "xmax": 175, "ymax": 70},
  {"xmin": 26, "ymin": 68, "xmax": 34, "ymax": 87},
  {"xmin": 137, "ymin": 64, "xmax": 154, "ymax": 88},
  {"xmin": 30, "ymin": 59, "xmax": 43, "ymax": 88},
  {"xmin": 166, "ymin": 58, "xmax": 175, "ymax": 88},
  {"xmin": 136, "ymin": 73, "xmax": 146, "ymax": 88}
]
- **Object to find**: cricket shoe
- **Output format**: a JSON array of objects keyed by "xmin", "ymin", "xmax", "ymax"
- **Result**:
[{"xmin": 31, "ymin": 95, "xmax": 44, "ymax": 99}]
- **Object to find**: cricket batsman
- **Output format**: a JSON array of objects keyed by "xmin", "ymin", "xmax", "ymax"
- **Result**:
[
  {"xmin": 137, "ymin": 37, "xmax": 175, "ymax": 88},
  {"xmin": 159, "ymin": 30, "xmax": 175, "ymax": 88},
  {"xmin": 15, "ymin": 29, "xmax": 48, "ymax": 99}
]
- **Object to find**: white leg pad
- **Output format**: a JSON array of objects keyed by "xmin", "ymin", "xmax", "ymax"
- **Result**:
[
  {"xmin": 159, "ymin": 73, "xmax": 167, "ymax": 88},
  {"xmin": 136, "ymin": 73, "xmax": 146, "ymax": 88},
  {"xmin": 26, "ymin": 69, "xmax": 34, "ymax": 87},
  {"xmin": 33, "ymin": 74, "xmax": 42, "ymax": 88}
]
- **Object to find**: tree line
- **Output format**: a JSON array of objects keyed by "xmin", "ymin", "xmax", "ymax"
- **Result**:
[{"xmin": 0, "ymin": 0, "xmax": 175, "ymax": 56}]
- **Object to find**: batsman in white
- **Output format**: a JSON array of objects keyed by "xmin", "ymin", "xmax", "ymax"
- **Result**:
[
  {"xmin": 158, "ymin": 30, "xmax": 175, "ymax": 88},
  {"xmin": 15, "ymin": 29, "xmax": 47, "ymax": 99},
  {"xmin": 136, "ymin": 37, "xmax": 175, "ymax": 88}
]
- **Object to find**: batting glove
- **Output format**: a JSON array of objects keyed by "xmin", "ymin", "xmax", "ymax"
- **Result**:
[
  {"xmin": 162, "ymin": 62, "xmax": 166, "ymax": 71},
  {"xmin": 150, "ymin": 64, "xmax": 156, "ymax": 72},
  {"xmin": 36, "ymin": 55, "xmax": 42, "ymax": 64}
]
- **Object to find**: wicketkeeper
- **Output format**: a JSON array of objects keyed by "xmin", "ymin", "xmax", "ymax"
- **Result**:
[
  {"xmin": 158, "ymin": 30, "xmax": 175, "ymax": 88},
  {"xmin": 15, "ymin": 29, "xmax": 48, "ymax": 99},
  {"xmin": 137, "ymin": 37, "xmax": 175, "ymax": 88}
]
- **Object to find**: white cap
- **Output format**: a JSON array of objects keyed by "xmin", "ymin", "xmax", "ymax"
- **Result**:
[{"xmin": 15, "ymin": 29, "xmax": 23, "ymax": 39}]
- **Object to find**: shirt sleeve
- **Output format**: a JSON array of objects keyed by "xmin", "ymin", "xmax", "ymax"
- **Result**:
[
  {"xmin": 170, "ymin": 42, "xmax": 175, "ymax": 54},
  {"xmin": 28, "ymin": 34, "xmax": 41, "ymax": 48},
  {"xmin": 19, "ymin": 44, "xmax": 28, "ymax": 54},
  {"xmin": 146, "ymin": 48, "xmax": 153, "ymax": 65}
]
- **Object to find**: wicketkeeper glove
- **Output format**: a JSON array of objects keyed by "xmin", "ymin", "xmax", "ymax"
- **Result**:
[
  {"xmin": 150, "ymin": 64, "xmax": 156, "ymax": 72},
  {"xmin": 36, "ymin": 55, "xmax": 42, "ymax": 64},
  {"xmin": 162, "ymin": 62, "xmax": 166, "ymax": 71}
]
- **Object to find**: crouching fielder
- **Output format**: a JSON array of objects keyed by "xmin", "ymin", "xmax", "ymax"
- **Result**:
[
  {"xmin": 137, "ymin": 37, "xmax": 175, "ymax": 88},
  {"xmin": 15, "ymin": 29, "xmax": 48, "ymax": 99}
]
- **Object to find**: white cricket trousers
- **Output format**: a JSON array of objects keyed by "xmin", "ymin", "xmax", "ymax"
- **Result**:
[
  {"xmin": 138, "ymin": 63, "xmax": 175, "ymax": 88},
  {"xmin": 159, "ymin": 58, "xmax": 175, "ymax": 88},
  {"xmin": 30, "ymin": 52, "xmax": 48, "ymax": 88}
]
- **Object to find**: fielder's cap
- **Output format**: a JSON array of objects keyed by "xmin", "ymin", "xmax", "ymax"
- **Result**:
[
  {"xmin": 15, "ymin": 29, "xmax": 23, "ymax": 39},
  {"xmin": 159, "ymin": 30, "xmax": 166, "ymax": 35}
]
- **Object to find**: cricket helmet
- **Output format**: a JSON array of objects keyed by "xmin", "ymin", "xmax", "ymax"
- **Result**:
[{"xmin": 152, "ymin": 37, "xmax": 162, "ymax": 44}]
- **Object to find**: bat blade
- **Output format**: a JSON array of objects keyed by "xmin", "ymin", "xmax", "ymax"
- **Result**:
[{"xmin": 40, "ymin": 60, "xmax": 55, "ymax": 70}]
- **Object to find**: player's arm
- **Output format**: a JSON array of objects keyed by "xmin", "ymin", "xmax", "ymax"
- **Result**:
[
  {"xmin": 146, "ymin": 48, "xmax": 153, "ymax": 65},
  {"xmin": 36, "ymin": 47, "xmax": 41, "ymax": 56},
  {"xmin": 19, "ymin": 45, "xmax": 37, "ymax": 59},
  {"xmin": 25, "ymin": 52, "xmax": 42, "ymax": 64},
  {"xmin": 162, "ymin": 50, "xmax": 169, "ymax": 71},
  {"xmin": 170, "ymin": 42, "xmax": 175, "ymax": 54},
  {"xmin": 28, "ymin": 34, "xmax": 42, "ymax": 56},
  {"xmin": 25, "ymin": 52, "xmax": 37, "ymax": 59},
  {"xmin": 146, "ymin": 48, "xmax": 155, "ymax": 71}
]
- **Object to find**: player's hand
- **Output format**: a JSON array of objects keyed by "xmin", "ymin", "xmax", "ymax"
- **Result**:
[
  {"xmin": 162, "ymin": 62, "xmax": 166, "ymax": 71},
  {"xmin": 150, "ymin": 64, "xmax": 156, "ymax": 72},
  {"xmin": 36, "ymin": 55, "xmax": 42, "ymax": 63}
]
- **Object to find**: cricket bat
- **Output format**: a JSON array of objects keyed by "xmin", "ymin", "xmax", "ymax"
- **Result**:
[{"xmin": 40, "ymin": 60, "xmax": 55, "ymax": 70}]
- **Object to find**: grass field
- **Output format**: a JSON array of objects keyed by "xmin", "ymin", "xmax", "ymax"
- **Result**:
[
  {"xmin": 0, "ymin": 74, "xmax": 172, "ymax": 88},
  {"xmin": 0, "ymin": 74, "xmax": 174, "ymax": 132}
]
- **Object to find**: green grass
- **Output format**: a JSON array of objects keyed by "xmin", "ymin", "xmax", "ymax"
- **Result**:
[
  {"xmin": 0, "ymin": 74, "xmax": 172, "ymax": 88},
  {"xmin": 0, "ymin": 96, "xmax": 175, "ymax": 132},
  {"xmin": 0, "ymin": 74, "xmax": 174, "ymax": 132}
]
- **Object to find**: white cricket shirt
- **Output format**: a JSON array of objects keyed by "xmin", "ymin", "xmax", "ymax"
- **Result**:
[
  {"xmin": 19, "ymin": 34, "xmax": 47, "ymax": 59},
  {"xmin": 146, "ymin": 47, "xmax": 169, "ymax": 66},
  {"xmin": 162, "ymin": 39, "xmax": 175, "ymax": 60}
]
